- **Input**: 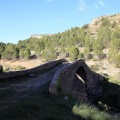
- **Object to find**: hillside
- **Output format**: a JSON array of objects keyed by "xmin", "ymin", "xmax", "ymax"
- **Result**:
[
  {"xmin": 89, "ymin": 13, "xmax": 120, "ymax": 37},
  {"xmin": 0, "ymin": 13, "xmax": 120, "ymax": 76}
]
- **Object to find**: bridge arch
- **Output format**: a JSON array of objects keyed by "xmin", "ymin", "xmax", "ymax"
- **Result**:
[{"xmin": 72, "ymin": 66, "xmax": 87, "ymax": 92}]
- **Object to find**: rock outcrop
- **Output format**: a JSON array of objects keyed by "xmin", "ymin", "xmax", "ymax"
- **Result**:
[{"xmin": 31, "ymin": 34, "xmax": 53, "ymax": 38}]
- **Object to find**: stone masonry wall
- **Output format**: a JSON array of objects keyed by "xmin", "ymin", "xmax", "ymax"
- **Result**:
[
  {"xmin": 59, "ymin": 60, "xmax": 103, "ymax": 95},
  {"xmin": 0, "ymin": 59, "xmax": 67, "ymax": 80},
  {"xmin": 49, "ymin": 59, "xmax": 103, "ymax": 100}
]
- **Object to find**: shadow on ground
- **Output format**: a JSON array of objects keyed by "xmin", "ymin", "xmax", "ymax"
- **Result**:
[
  {"xmin": 96, "ymin": 79, "xmax": 120, "ymax": 114},
  {"xmin": 0, "ymin": 68, "xmax": 120, "ymax": 120}
]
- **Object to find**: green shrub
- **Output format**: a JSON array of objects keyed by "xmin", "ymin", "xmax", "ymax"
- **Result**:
[
  {"xmin": 78, "ymin": 53, "xmax": 84, "ymax": 59},
  {"xmin": 90, "ymin": 64, "xmax": 99, "ymax": 71},
  {"xmin": 56, "ymin": 77, "xmax": 62, "ymax": 94},
  {"xmin": 3, "ymin": 67, "xmax": 10, "ymax": 72},
  {"xmin": 16, "ymin": 66, "xmax": 26, "ymax": 71},
  {"xmin": 72, "ymin": 102, "xmax": 112, "ymax": 120},
  {"xmin": 69, "ymin": 46, "xmax": 79, "ymax": 61}
]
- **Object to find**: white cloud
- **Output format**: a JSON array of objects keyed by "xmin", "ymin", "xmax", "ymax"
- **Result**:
[
  {"xmin": 94, "ymin": 0, "xmax": 105, "ymax": 10},
  {"xmin": 99, "ymin": 0, "xmax": 105, "ymax": 7},
  {"xmin": 94, "ymin": 4, "xmax": 99, "ymax": 9},
  {"xmin": 77, "ymin": 0, "xmax": 86, "ymax": 12}
]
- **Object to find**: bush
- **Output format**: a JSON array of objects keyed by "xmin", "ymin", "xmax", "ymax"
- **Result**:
[
  {"xmin": 82, "ymin": 24, "xmax": 89, "ymax": 29},
  {"xmin": 72, "ymin": 102, "xmax": 112, "ymax": 120},
  {"xmin": 90, "ymin": 64, "xmax": 99, "ymax": 71},
  {"xmin": 111, "ymin": 21, "xmax": 117, "ymax": 28},
  {"xmin": 24, "ymin": 48, "xmax": 31, "ymax": 60},
  {"xmin": 78, "ymin": 53, "xmax": 84, "ymax": 59},
  {"xmin": 16, "ymin": 66, "xmax": 26, "ymax": 71},
  {"xmin": 3, "ymin": 67, "xmax": 10, "ymax": 72},
  {"xmin": 42, "ymin": 48, "xmax": 57, "ymax": 62}
]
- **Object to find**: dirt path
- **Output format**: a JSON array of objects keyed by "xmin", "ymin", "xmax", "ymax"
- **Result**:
[
  {"xmin": 0, "ymin": 63, "xmax": 68, "ymax": 113},
  {"xmin": 0, "ymin": 64, "xmax": 62, "ymax": 92},
  {"xmin": 9, "ymin": 66, "xmax": 59, "ymax": 93}
]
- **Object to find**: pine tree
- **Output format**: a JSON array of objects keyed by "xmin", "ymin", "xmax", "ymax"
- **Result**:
[
  {"xmin": 69, "ymin": 46, "xmax": 79, "ymax": 61},
  {"xmin": 0, "ymin": 42, "xmax": 5, "ymax": 59},
  {"xmin": 19, "ymin": 49, "xmax": 25, "ymax": 59},
  {"xmin": 24, "ymin": 48, "xmax": 31, "ymax": 60},
  {"xmin": 3, "ymin": 44, "xmax": 18, "ymax": 60},
  {"xmin": 93, "ymin": 39, "xmax": 103, "ymax": 59}
]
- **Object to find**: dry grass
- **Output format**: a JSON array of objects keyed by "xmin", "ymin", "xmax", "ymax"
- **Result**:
[
  {"xmin": 86, "ymin": 59, "xmax": 120, "ymax": 76},
  {"xmin": 0, "ymin": 59, "xmax": 43, "ymax": 70}
]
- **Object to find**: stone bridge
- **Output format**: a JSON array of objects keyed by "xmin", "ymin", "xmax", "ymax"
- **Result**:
[
  {"xmin": 0, "ymin": 58, "xmax": 103, "ymax": 101},
  {"xmin": 0, "ymin": 59, "xmax": 67, "ymax": 80},
  {"xmin": 49, "ymin": 59, "xmax": 103, "ymax": 101}
]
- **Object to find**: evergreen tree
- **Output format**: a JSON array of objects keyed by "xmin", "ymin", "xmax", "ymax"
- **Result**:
[
  {"xmin": 19, "ymin": 49, "xmax": 25, "ymax": 59},
  {"xmin": 13, "ymin": 48, "xmax": 19, "ymax": 59},
  {"xmin": 110, "ymin": 38, "xmax": 120, "ymax": 51},
  {"xmin": 111, "ymin": 21, "xmax": 117, "ymax": 28},
  {"xmin": 84, "ymin": 35, "xmax": 91, "ymax": 58},
  {"xmin": 103, "ymin": 27, "xmax": 111, "ymax": 48},
  {"xmin": 78, "ymin": 53, "xmax": 84, "ymax": 59},
  {"xmin": 0, "ymin": 42, "xmax": 5, "ymax": 59},
  {"xmin": 101, "ymin": 18, "xmax": 110, "ymax": 27},
  {"xmin": 3, "ymin": 44, "xmax": 18, "ymax": 60},
  {"xmin": 69, "ymin": 46, "xmax": 79, "ymax": 61},
  {"xmin": 108, "ymin": 50, "xmax": 118, "ymax": 63},
  {"xmin": 24, "ymin": 48, "xmax": 31, "ymax": 60},
  {"xmin": 42, "ymin": 47, "xmax": 57, "ymax": 62},
  {"xmin": 93, "ymin": 39, "xmax": 103, "ymax": 59}
]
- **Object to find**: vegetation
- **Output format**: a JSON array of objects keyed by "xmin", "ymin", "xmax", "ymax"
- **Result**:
[
  {"xmin": 90, "ymin": 64, "xmax": 99, "ymax": 71},
  {"xmin": 72, "ymin": 102, "xmax": 113, "ymax": 120},
  {"xmin": 0, "ymin": 14, "xmax": 120, "ymax": 67},
  {"xmin": 24, "ymin": 48, "xmax": 31, "ymax": 60},
  {"xmin": 69, "ymin": 46, "xmax": 79, "ymax": 61}
]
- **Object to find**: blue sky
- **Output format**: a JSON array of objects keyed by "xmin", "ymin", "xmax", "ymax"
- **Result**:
[{"xmin": 0, "ymin": 0, "xmax": 120, "ymax": 43}]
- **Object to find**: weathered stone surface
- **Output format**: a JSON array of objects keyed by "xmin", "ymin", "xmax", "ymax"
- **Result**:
[
  {"xmin": 49, "ymin": 59, "xmax": 103, "ymax": 101},
  {"xmin": 49, "ymin": 62, "xmax": 70, "ymax": 95}
]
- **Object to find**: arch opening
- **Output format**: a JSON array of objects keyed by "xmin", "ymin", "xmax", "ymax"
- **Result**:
[{"xmin": 72, "ymin": 66, "xmax": 87, "ymax": 92}]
